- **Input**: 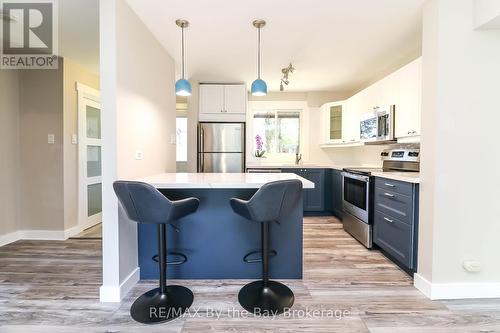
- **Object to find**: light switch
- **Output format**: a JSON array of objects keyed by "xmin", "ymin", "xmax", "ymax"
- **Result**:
[
  {"xmin": 71, "ymin": 134, "xmax": 78, "ymax": 145},
  {"xmin": 170, "ymin": 133, "xmax": 176, "ymax": 145},
  {"xmin": 135, "ymin": 150, "xmax": 143, "ymax": 160},
  {"xmin": 48, "ymin": 134, "xmax": 55, "ymax": 144}
]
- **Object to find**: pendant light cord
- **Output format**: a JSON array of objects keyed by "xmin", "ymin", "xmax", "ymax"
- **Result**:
[
  {"xmin": 257, "ymin": 27, "xmax": 261, "ymax": 79},
  {"xmin": 181, "ymin": 26, "xmax": 185, "ymax": 79}
]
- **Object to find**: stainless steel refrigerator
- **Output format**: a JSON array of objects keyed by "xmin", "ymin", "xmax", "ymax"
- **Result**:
[{"xmin": 197, "ymin": 122, "xmax": 245, "ymax": 173}]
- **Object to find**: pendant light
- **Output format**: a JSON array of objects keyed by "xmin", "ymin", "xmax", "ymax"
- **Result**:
[
  {"xmin": 251, "ymin": 20, "xmax": 267, "ymax": 96},
  {"xmin": 175, "ymin": 19, "xmax": 192, "ymax": 96}
]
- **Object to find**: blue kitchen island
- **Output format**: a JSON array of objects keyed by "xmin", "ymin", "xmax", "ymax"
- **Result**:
[{"xmin": 135, "ymin": 173, "xmax": 314, "ymax": 280}]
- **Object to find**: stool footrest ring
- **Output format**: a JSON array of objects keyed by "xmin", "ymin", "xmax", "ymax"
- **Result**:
[
  {"xmin": 243, "ymin": 249, "xmax": 277, "ymax": 263},
  {"xmin": 152, "ymin": 252, "xmax": 188, "ymax": 265}
]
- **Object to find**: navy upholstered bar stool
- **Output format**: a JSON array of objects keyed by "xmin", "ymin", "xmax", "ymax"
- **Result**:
[
  {"xmin": 113, "ymin": 181, "xmax": 199, "ymax": 324},
  {"xmin": 230, "ymin": 179, "xmax": 303, "ymax": 314}
]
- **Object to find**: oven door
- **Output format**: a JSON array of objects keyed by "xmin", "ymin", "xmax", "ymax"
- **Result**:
[{"xmin": 342, "ymin": 172, "xmax": 370, "ymax": 223}]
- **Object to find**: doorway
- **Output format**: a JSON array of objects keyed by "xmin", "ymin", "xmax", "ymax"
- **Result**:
[{"xmin": 76, "ymin": 83, "xmax": 102, "ymax": 237}]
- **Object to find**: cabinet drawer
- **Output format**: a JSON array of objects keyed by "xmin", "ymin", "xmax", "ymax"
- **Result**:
[
  {"xmin": 374, "ymin": 188, "xmax": 413, "ymax": 225},
  {"xmin": 375, "ymin": 177, "xmax": 413, "ymax": 197},
  {"xmin": 373, "ymin": 210, "xmax": 412, "ymax": 268}
]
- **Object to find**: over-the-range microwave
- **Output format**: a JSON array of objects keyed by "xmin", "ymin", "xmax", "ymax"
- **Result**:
[{"xmin": 360, "ymin": 105, "xmax": 395, "ymax": 144}]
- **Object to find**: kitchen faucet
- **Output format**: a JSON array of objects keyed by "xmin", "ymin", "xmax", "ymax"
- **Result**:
[{"xmin": 295, "ymin": 152, "xmax": 302, "ymax": 165}]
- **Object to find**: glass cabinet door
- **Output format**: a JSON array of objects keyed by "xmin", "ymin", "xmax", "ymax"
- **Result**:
[{"xmin": 329, "ymin": 105, "xmax": 343, "ymax": 141}]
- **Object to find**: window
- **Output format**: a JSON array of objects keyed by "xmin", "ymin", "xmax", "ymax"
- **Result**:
[
  {"xmin": 252, "ymin": 110, "xmax": 300, "ymax": 155},
  {"xmin": 176, "ymin": 117, "xmax": 187, "ymax": 162}
]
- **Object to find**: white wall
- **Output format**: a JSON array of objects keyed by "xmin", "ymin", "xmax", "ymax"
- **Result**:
[
  {"xmin": 474, "ymin": 0, "xmax": 500, "ymax": 29},
  {"xmin": 0, "ymin": 70, "xmax": 20, "ymax": 242},
  {"xmin": 416, "ymin": 0, "xmax": 500, "ymax": 299},
  {"xmin": 100, "ymin": 0, "xmax": 177, "ymax": 301}
]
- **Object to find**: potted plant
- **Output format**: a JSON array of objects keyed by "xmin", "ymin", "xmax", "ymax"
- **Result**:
[{"xmin": 254, "ymin": 134, "xmax": 266, "ymax": 158}]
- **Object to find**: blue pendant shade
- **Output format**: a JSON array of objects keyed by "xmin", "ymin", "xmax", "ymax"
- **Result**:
[
  {"xmin": 176, "ymin": 78, "xmax": 192, "ymax": 96},
  {"xmin": 251, "ymin": 78, "xmax": 267, "ymax": 96},
  {"xmin": 175, "ymin": 19, "xmax": 191, "ymax": 97},
  {"xmin": 252, "ymin": 20, "xmax": 267, "ymax": 97}
]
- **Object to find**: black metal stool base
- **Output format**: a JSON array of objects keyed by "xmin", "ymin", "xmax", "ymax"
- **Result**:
[
  {"xmin": 238, "ymin": 280, "xmax": 294, "ymax": 315},
  {"xmin": 130, "ymin": 286, "xmax": 194, "ymax": 324}
]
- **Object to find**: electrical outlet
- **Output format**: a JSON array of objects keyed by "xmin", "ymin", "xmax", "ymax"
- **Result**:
[
  {"xmin": 463, "ymin": 260, "xmax": 482, "ymax": 273},
  {"xmin": 135, "ymin": 150, "xmax": 143, "ymax": 160}
]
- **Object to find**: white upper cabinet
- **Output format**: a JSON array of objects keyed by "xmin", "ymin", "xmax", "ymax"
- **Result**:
[
  {"xmin": 319, "ymin": 57, "xmax": 422, "ymax": 147},
  {"xmin": 199, "ymin": 84, "xmax": 247, "ymax": 121},
  {"xmin": 343, "ymin": 97, "xmax": 361, "ymax": 143},
  {"xmin": 395, "ymin": 58, "xmax": 421, "ymax": 138},
  {"xmin": 320, "ymin": 101, "xmax": 353, "ymax": 145},
  {"xmin": 223, "ymin": 85, "xmax": 247, "ymax": 114},
  {"xmin": 199, "ymin": 84, "xmax": 224, "ymax": 114}
]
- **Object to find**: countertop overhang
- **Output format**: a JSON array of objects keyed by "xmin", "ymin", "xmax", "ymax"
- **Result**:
[{"xmin": 136, "ymin": 172, "xmax": 315, "ymax": 189}]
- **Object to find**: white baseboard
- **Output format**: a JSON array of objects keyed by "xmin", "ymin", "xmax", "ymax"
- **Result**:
[
  {"xmin": 100, "ymin": 267, "xmax": 140, "ymax": 302},
  {"xmin": 414, "ymin": 273, "xmax": 500, "ymax": 300},
  {"xmin": 0, "ymin": 223, "xmax": 98, "ymax": 247},
  {"xmin": 0, "ymin": 231, "xmax": 21, "ymax": 247}
]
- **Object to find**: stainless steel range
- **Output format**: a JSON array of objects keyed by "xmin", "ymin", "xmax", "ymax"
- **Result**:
[{"xmin": 341, "ymin": 147, "xmax": 420, "ymax": 248}]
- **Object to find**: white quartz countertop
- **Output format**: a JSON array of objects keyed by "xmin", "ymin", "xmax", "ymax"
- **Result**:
[
  {"xmin": 246, "ymin": 163, "xmax": 381, "ymax": 171},
  {"xmin": 246, "ymin": 163, "xmax": 420, "ymax": 183},
  {"xmin": 136, "ymin": 173, "xmax": 315, "ymax": 189},
  {"xmin": 371, "ymin": 171, "xmax": 420, "ymax": 184}
]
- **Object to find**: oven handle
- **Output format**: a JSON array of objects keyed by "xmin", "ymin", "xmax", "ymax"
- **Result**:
[{"xmin": 341, "ymin": 172, "xmax": 370, "ymax": 183}]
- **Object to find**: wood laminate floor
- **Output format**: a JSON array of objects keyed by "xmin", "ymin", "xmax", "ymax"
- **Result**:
[{"xmin": 0, "ymin": 216, "xmax": 499, "ymax": 332}]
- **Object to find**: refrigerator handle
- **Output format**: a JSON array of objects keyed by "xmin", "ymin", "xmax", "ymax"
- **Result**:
[{"xmin": 200, "ymin": 126, "xmax": 205, "ymax": 172}]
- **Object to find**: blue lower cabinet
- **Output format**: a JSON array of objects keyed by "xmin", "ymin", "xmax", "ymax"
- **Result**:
[
  {"xmin": 373, "ymin": 177, "xmax": 419, "ymax": 272},
  {"xmin": 330, "ymin": 169, "xmax": 343, "ymax": 219},
  {"xmin": 287, "ymin": 168, "xmax": 325, "ymax": 212}
]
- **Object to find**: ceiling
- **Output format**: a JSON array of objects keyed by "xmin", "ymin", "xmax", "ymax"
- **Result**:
[{"xmin": 126, "ymin": 0, "xmax": 424, "ymax": 93}]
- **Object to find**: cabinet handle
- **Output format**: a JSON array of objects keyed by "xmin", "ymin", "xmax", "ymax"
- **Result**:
[
  {"xmin": 384, "ymin": 183, "xmax": 395, "ymax": 187},
  {"xmin": 384, "ymin": 192, "xmax": 395, "ymax": 198},
  {"xmin": 383, "ymin": 217, "xmax": 394, "ymax": 223}
]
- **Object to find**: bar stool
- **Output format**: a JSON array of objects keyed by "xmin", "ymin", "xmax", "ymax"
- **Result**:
[
  {"xmin": 113, "ymin": 181, "xmax": 199, "ymax": 324},
  {"xmin": 230, "ymin": 179, "xmax": 303, "ymax": 314}
]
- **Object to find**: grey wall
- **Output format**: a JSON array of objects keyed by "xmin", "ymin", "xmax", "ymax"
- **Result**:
[
  {"xmin": 19, "ymin": 64, "xmax": 65, "ymax": 231},
  {"xmin": 0, "ymin": 70, "xmax": 20, "ymax": 238}
]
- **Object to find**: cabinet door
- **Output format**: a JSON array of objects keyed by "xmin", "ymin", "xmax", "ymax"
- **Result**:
[
  {"xmin": 224, "ymin": 85, "xmax": 247, "ymax": 114},
  {"xmin": 342, "ymin": 100, "xmax": 360, "ymax": 143},
  {"xmin": 320, "ymin": 102, "xmax": 345, "ymax": 144},
  {"xmin": 329, "ymin": 104, "xmax": 343, "ymax": 142},
  {"xmin": 395, "ymin": 58, "xmax": 421, "ymax": 138},
  {"xmin": 199, "ymin": 85, "xmax": 224, "ymax": 114},
  {"xmin": 377, "ymin": 71, "xmax": 400, "ymax": 107},
  {"xmin": 373, "ymin": 210, "xmax": 413, "ymax": 268},
  {"xmin": 331, "ymin": 169, "xmax": 343, "ymax": 219},
  {"xmin": 302, "ymin": 169, "xmax": 325, "ymax": 212}
]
